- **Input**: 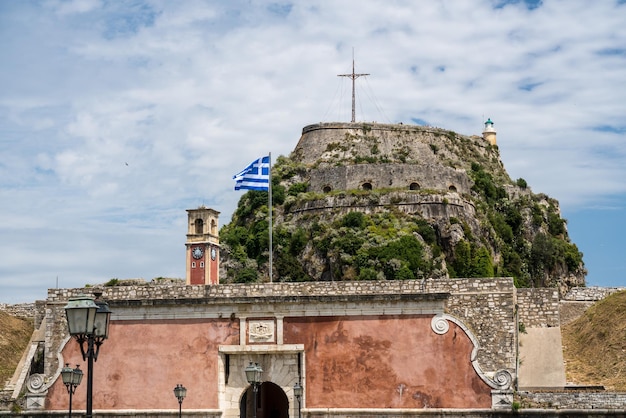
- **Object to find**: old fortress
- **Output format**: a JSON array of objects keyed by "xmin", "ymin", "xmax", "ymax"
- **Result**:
[{"xmin": 1, "ymin": 121, "xmax": 625, "ymax": 417}]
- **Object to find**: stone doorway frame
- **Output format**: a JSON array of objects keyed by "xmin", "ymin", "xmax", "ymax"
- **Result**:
[{"xmin": 219, "ymin": 344, "xmax": 305, "ymax": 418}]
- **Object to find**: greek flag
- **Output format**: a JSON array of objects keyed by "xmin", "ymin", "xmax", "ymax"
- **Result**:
[{"xmin": 233, "ymin": 156, "xmax": 270, "ymax": 191}]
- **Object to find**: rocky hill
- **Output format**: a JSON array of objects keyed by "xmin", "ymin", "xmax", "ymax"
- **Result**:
[{"xmin": 220, "ymin": 122, "xmax": 585, "ymax": 290}]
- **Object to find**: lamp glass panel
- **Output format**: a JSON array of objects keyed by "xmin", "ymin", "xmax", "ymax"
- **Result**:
[
  {"xmin": 61, "ymin": 364, "xmax": 73, "ymax": 385},
  {"xmin": 93, "ymin": 302, "xmax": 111, "ymax": 338},
  {"xmin": 254, "ymin": 364, "xmax": 263, "ymax": 383},
  {"xmin": 72, "ymin": 367, "xmax": 83, "ymax": 386},
  {"xmin": 174, "ymin": 384, "xmax": 187, "ymax": 400},
  {"xmin": 293, "ymin": 382, "xmax": 302, "ymax": 397},
  {"xmin": 245, "ymin": 362, "xmax": 257, "ymax": 384},
  {"xmin": 64, "ymin": 296, "xmax": 97, "ymax": 335}
]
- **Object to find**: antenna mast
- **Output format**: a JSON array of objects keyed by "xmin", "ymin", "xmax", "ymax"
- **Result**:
[{"xmin": 338, "ymin": 51, "xmax": 369, "ymax": 123}]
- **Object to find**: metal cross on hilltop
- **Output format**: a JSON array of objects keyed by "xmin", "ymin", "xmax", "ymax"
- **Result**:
[{"xmin": 337, "ymin": 55, "xmax": 369, "ymax": 123}]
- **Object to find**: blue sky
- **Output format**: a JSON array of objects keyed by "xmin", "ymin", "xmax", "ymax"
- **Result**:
[{"xmin": 1, "ymin": 0, "xmax": 625, "ymax": 303}]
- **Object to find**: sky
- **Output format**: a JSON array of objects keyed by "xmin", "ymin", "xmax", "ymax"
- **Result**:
[{"xmin": 1, "ymin": 0, "xmax": 625, "ymax": 303}]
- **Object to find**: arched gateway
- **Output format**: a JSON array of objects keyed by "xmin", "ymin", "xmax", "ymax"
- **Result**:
[
  {"xmin": 241, "ymin": 382, "xmax": 289, "ymax": 418},
  {"xmin": 220, "ymin": 346, "xmax": 303, "ymax": 418}
]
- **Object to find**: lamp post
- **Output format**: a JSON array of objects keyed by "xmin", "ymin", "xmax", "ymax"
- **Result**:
[
  {"xmin": 173, "ymin": 384, "xmax": 187, "ymax": 418},
  {"xmin": 245, "ymin": 362, "xmax": 263, "ymax": 418},
  {"xmin": 293, "ymin": 381, "xmax": 302, "ymax": 418},
  {"xmin": 64, "ymin": 293, "xmax": 111, "ymax": 418},
  {"xmin": 61, "ymin": 364, "xmax": 83, "ymax": 418}
]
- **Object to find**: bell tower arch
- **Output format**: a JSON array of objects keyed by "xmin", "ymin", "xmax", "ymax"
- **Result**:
[{"xmin": 186, "ymin": 206, "xmax": 220, "ymax": 285}]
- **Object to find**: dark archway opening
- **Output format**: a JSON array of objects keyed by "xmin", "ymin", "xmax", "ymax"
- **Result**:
[
  {"xmin": 323, "ymin": 185, "xmax": 332, "ymax": 193},
  {"xmin": 448, "ymin": 185, "xmax": 457, "ymax": 192},
  {"xmin": 362, "ymin": 182, "xmax": 372, "ymax": 191},
  {"xmin": 195, "ymin": 218, "xmax": 204, "ymax": 234},
  {"xmin": 409, "ymin": 182, "xmax": 420, "ymax": 190},
  {"xmin": 240, "ymin": 382, "xmax": 289, "ymax": 418}
]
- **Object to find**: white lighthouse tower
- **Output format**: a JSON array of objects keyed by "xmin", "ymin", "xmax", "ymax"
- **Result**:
[{"xmin": 483, "ymin": 118, "xmax": 497, "ymax": 146}]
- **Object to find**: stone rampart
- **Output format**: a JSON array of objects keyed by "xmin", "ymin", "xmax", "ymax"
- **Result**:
[
  {"xmin": 559, "ymin": 287, "xmax": 626, "ymax": 326},
  {"xmin": 309, "ymin": 163, "xmax": 472, "ymax": 194},
  {"xmin": 0, "ymin": 303, "xmax": 36, "ymax": 319},
  {"xmin": 294, "ymin": 122, "xmax": 491, "ymax": 169},
  {"xmin": 562, "ymin": 287, "xmax": 625, "ymax": 301},
  {"xmin": 287, "ymin": 192, "xmax": 476, "ymax": 221},
  {"xmin": 44, "ymin": 278, "xmax": 516, "ymax": 378},
  {"xmin": 516, "ymin": 288, "xmax": 560, "ymax": 328},
  {"xmin": 518, "ymin": 390, "xmax": 626, "ymax": 410}
]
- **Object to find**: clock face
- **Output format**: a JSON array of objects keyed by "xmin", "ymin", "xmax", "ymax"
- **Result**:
[
  {"xmin": 210, "ymin": 248, "xmax": 217, "ymax": 260},
  {"xmin": 192, "ymin": 246, "xmax": 204, "ymax": 259}
]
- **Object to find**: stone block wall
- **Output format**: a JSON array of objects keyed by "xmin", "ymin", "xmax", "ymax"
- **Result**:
[
  {"xmin": 518, "ymin": 390, "xmax": 626, "ymax": 410},
  {"xmin": 516, "ymin": 288, "xmax": 560, "ymax": 328},
  {"xmin": 44, "ymin": 278, "xmax": 517, "ymax": 381},
  {"xmin": 0, "ymin": 303, "xmax": 37, "ymax": 320},
  {"xmin": 559, "ymin": 287, "xmax": 626, "ymax": 325},
  {"xmin": 309, "ymin": 163, "xmax": 472, "ymax": 194},
  {"xmin": 287, "ymin": 192, "xmax": 476, "ymax": 222},
  {"xmin": 563, "ymin": 287, "xmax": 625, "ymax": 301}
]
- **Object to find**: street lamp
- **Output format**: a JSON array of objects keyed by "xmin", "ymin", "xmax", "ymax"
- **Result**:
[
  {"xmin": 64, "ymin": 293, "xmax": 112, "ymax": 418},
  {"xmin": 61, "ymin": 364, "xmax": 83, "ymax": 418},
  {"xmin": 245, "ymin": 362, "xmax": 263, "ymax": 418},
  {"xmin": 173, "ymin": 384, "xmax": 187, "ymax": 418},
  {"xmin": 293, "ymin": 381, "xmax": 302, "ymax": 418}
]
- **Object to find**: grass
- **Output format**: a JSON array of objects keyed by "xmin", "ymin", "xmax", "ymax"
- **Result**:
[
  {"xmin": 0, "ymin": 311, "xmax": 33, "ymax": 386},
  {"xmin": 562, "ymin": 290, "xmax": 626, "ymax": 391}
]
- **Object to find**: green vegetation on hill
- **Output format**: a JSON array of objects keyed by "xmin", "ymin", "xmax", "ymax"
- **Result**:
[
  {"xmin": 0, "ymin": 312, "xmax": 32, "ymax": 386},
  {"xmin": 562, "ymin": 290, "xmax": 626, "ymax": 391},
  {"xmin": 220, "ymin": 126, "xmax": 584, "ymax": 288}
]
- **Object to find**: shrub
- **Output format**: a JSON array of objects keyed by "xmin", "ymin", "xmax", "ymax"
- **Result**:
[
  {"xmin": 287, "ymin": 182, "xmax": 308, "ymax": 196},
  {"xmin": 275, "ymin": 252, "xmax": 309, "ymax": 282},
  {"xmin": 289, "ymin": 228, "xmax": 308, "ymax": 256},
  {"xmin": 235, "ymin": 268, "xmax": 257, "ymax": 283},
  {"xmin": 342, "ymin": 212, "xmax": 366, "ymax": 229},
  {"xmin": 415, "ymin": 219, "xmax": 436, "ymax": 245},
  {"xmin": 358, "ymin": 267, "xmax": 378, "ymax": 281}
]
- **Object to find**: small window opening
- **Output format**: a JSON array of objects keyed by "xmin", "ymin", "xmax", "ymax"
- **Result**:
[
  {"xmin": 195, "ymin": 218, "xmax": 204, "ymax": 234},
  {"xmin": 362, "ymin": 182, "xmax": 372, "ymax": 191}
]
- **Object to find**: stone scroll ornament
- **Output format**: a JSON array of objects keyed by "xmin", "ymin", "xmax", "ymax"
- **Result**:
[
  {"xmin": 430, "ymin": 313, "xmax": 514, "ymax": 390},
  {"xmin": 27, "ymin": 374, "xmax": 46, "ymax": 393}
]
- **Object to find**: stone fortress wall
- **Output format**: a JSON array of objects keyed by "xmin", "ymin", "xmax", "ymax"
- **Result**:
[
  {"xmin": 2, "ymin": 283, "xmax": 623, "ymax": 374},
  {"xmin": 41, "ymin": 278, "xmax": 516, "ymax": 375},
  {"xmin": 2, "ymin": 281, "xmax": 626, "ymax": 415},
  {"xmin": 309, "ymin": 163, "xmax": 472, "ymax": 194},
  {"xmin": 293, "ymin": 122, "xmax": 486, "ymax": 195}
]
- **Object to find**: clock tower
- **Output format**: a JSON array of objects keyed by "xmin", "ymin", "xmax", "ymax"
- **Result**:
[{"xmin": 185, "ymin": 206, "xmax": 220, "ymax": 285}]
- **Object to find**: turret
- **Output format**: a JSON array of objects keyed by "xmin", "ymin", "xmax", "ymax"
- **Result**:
[{"xmin": 483, "ymin": 118, "xmax": 497, "ymax": 146}]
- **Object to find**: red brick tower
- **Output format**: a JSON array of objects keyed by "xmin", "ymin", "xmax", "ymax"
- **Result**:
[{"xmin": 185, "ymin": 206, "xmax": 220, "ymax": 285}]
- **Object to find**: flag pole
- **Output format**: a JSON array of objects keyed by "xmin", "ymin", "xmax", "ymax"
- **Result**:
[{"xmin": 268, "ymin": 152, "xmax": 273, "ymax": 283}]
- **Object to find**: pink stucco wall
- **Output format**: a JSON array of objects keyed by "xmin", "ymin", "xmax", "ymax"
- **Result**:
[
  {"xmin": 46, "ymin": 318, "xmax": 239, "ymax": 410},
  {"xmin": 283, "ymin": 315, "xmax": 492, "ymax": 409},
  {"xmin": 45, "ymin": 314, "xmax": 491, "ymax": 411}
]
